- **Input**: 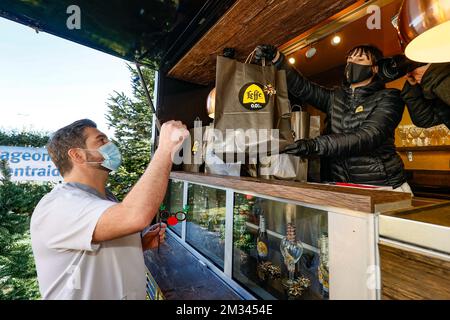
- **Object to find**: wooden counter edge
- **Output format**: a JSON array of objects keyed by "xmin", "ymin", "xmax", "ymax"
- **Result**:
[{"xmin": 170, "ymin": 172, "xmax": 412, "ymax": 214}]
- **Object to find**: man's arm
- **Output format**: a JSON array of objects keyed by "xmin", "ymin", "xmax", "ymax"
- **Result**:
[{"xmin": 92, "ymin": 121, "xmax": 189, "ymax": 243}]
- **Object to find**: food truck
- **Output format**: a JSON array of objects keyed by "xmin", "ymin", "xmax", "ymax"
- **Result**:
[{"xmin": 1, "ymin": 0, "xmax": 449, "ymax": 300}]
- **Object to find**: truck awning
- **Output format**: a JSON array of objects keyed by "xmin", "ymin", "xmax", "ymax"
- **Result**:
[{"xmin": 0, "ymin": 0, "xmax": 232, "ymax": 70}]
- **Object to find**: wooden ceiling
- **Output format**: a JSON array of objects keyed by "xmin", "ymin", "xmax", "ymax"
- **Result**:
[
  {"xmin": 167, "ymin": 0, "xmax": 358, "ymax": 85},
  {"xmin": 288, "ymin": 0, "xmax": 403, "ymax": 78}
]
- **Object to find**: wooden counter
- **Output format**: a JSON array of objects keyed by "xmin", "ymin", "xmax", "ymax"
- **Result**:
[
  {"xmin": 170, "ymin": 172, "xmax": 412, "ymax": 213},
  {"xmin": 379, "ymin": 198, "xmax": 450, "ymax": 299},
  {"xmin": 379, "ymin": 200, "xmax": 450, "ymax": 254},
  {"xmin": 382, "ymin": 200, "xmax": 450, "ymax": 228}
]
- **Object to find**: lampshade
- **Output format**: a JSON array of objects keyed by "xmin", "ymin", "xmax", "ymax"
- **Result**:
[
  {"xmin": 206, "ymin": 87, "xmax": 216, "ymax": 119},
  {"xmin": 397, "ymin": 0, "xmax": 450, "ymax": 63}
]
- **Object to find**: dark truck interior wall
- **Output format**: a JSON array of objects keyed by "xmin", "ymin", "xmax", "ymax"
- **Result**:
[
  {"xmin": 156, "ymin": 73, "xmax": 213, "ymax": 172},
  {"xmin": 156, "ymin": 73, "xmax": 213, "ymax": 129}
]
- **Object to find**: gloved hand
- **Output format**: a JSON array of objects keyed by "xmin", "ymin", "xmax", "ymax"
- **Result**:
[
  {"xmin": 255, "ymin": 44, "xmax": 278, "ymax": 63},
  {"xmin": 282, "ymin": 139, "xmax": 317, "ymax": 156}
]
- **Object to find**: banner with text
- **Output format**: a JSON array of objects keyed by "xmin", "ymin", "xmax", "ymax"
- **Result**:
[{"xmin": 0, "ymin": 146, "xmax": 62, "ymax": 182}]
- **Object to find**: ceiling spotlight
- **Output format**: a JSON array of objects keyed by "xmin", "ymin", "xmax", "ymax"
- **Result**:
[
  {"xmin": 331, "ymin": 35, "xmax": 342, "ymax": 46},
  {"xmin": 288, "ymin": 57, "xmax": 296, "ymax": 64},
  {"xmin": 305, "ymin": 47, "xmax": 317, "ymax": 58}
]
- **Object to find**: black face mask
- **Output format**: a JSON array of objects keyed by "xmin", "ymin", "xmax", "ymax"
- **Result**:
[{"xmin": 345, "ymin": 62, "xmax": 374, "ymax": 84}]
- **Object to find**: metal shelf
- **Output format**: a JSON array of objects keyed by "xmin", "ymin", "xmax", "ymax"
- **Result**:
[{"xmin": 397, "ymin": 145, "xmax": 450, "ymax": 152}]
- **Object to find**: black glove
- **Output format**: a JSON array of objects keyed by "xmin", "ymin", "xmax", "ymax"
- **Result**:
[
  {"xmin": 378, "ymin": 54, "xmax": 427, "ymax": 82},
  {"xmin": 282, "ymin": 139, "xmax": 317, "ymax": 156},
  {"xmin": 255, "ymin": 44, "xmax": 278, "ymax": 63}
]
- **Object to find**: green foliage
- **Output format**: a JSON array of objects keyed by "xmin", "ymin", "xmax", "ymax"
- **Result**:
[
  {"xmin": 0, "ymin": 63, "xmax": 154, "ymax": 299},
  {"xmin": 0, "ymin": 130, "xmax": 49, "ymax": 147},
  {"xmin": 106, "ymin": 64, "xmax": 154, "ymax": 200},
  {"xmin": 0, "ymin": 234, "xmax": 41, "ymax": 300},
  {"xmin": 0, "ymin": 160, "xmax": 53, "ymax": 300},
  {"xmin": 233, "ymin": 195, "xmax": 256, "ymax": 253}
]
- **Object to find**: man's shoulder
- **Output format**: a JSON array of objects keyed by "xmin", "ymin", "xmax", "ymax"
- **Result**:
[
  {"xmin": 34, "ymin": 184, "xmax": 86, "ymax": 205},
  {"xmin": 424, "ymin": 63, "xmax": 450, "ymax": 83},
  {"xmin": 31, "ymin": 184, "xmax": 101, "ymax": 222}
]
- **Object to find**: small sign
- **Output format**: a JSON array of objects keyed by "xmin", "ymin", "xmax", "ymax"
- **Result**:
[
  {"xmin": 239, "ymin": 82, "xmax": 268, "ymax": 111},
  {"xmin": 0, "ymin": 146, "xmax": 62, "ymax": 182}
]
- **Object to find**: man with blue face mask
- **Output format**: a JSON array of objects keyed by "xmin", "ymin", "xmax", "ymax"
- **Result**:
[
  {"xmin": 255, "ymin": 44, "xmax": 410, "ymax": 193},
  {"xmin": 30, "ymin": 119, "xmax": 189, "ymax": 299}
]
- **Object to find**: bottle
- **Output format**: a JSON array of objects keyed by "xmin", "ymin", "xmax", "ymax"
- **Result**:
[
  {"xmin": 256, "ymin": 215, "xmax": 269, "ymax": 262},
  {"xmin": 318, "ymin": 232, "xmax": 329, "ymax": 299}
]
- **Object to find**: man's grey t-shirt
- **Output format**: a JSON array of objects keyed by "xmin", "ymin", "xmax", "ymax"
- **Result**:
[{"xmin": 30, "ymin": 183, "xmax": 146, "ymax": 300}]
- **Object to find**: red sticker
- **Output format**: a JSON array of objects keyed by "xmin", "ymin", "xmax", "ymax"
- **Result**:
[{"xmin": 167, "ymin": 216, "xmax": 178, "ymax": 226}]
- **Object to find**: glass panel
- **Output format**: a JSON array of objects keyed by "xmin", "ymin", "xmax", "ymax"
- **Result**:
[
  {"xmin": 186, "ymin": 184, "xmax": 226, "ymax": 270},
  {"xmin": 163, "ymin": 180, "xmax": 184, "ymax": 237},
  {"xmin": 232, "ymin": 193, "xmax": 329, "ymax": 300}
]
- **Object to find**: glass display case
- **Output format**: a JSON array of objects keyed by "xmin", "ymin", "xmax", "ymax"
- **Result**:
[
  {"xmin": 163, "ymin": 179, "xmax": 331, "ymax": 300},
  {"xmin": 185, "ymin": 183, "xmax": 227, "ymax": 270},
  {"xmin": 156, "ymin": 173, "xmax": 417, "ymax": 300},
  {"xmin": 163, "ymin": 179, "xmax": 184, "ymax": 237},
  {"xmin": 232, "ymin": 193, "xmax": 328, "ymax": 300}
]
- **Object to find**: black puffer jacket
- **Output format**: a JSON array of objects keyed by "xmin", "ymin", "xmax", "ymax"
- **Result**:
[
  {"xmin": 401, "ymin": 63, "xmax": 450, "ymax": 129},
  {"xmin": 275, "ymin": 54, "xmax": 406, "ymax": 188}
]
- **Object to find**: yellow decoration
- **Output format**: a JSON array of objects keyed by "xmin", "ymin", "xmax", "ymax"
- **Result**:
[
  {"xmin": 192, "ymin": 140, "xmax": 199, "ymax": 154},
  {"xmin": 355, "ymin": 105, "xmax": 364, "ymax": 113}
]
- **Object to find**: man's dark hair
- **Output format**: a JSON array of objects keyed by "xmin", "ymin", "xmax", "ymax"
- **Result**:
[
  {"xmin": 47, "ymin": 119, "xmax": 97, "ymax": 176},
  {"xmin": 347, "ymin": 45, "xmax": 384, "ymax": 64}
]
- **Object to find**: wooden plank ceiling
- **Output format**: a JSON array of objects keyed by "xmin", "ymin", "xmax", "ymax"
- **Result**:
[{"xmin": 168, "ymin": 0, "xmax": 357, "ymax": 86}]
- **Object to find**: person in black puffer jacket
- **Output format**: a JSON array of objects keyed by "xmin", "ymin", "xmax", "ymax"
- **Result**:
[
  {"xmin": 401, "ymin": 63, "xmax": 450, "ymax": 130},
  {"xmin": 255, "ymin": 44, "xmax": 409, "ymax": 191}
]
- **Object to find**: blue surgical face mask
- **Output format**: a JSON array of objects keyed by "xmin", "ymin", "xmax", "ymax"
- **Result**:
[{"xmin": 84, "ymin": 142, "xmax": 122, "ymax": 172}]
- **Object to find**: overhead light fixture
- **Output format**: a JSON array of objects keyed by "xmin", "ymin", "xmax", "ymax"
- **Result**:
[
  {"xmin": 305, "ymin": 47, "xmax": 317, "ymax": 59},
  {"xmin": 397, "ymin": 0, "xmax": 450, "ymax": 63},
  {"xmin": 288, "ymin": 57, "xmax": 296, "ymax": 64},
  {"xmin": 331, "ymin": 34, "xmax": 341, "ymax": 46},
  {"xmin": 206, "ymin": 87, "xmax": 216, "ymax": 119}
]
